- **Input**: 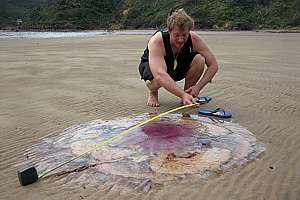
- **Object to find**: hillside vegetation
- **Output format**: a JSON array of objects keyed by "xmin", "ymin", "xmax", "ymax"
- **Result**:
[
  {"xmin": 0, "ymin": 0, "xmax": 46, "ymax": 28},
  {"xmin": 1, "ymin": 0, "xmax": 299, "ymax": 30}
]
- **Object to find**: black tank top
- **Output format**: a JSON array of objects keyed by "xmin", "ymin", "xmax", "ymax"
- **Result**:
[{"xmin": 141, "ymin": 29, "xmax": 194, "ymax": 75}]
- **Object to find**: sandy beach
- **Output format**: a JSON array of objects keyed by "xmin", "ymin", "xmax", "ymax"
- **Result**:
[{"xmin": 0, "ymin": 31, "xmax": 300, "ymax": 199}]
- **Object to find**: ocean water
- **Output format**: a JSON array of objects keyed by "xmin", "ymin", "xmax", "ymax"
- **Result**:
[{"xmin": 0, "ymin": 31, "xmax": 152, "ymax": 39}]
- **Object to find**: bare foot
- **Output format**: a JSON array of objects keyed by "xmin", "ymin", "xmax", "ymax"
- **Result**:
[
  {"xmin": 147, "ymin": 91, "xmax": 160, "ymax": 107},
  {"xmin": 145, "ymin": 80, "xmax": 160, "ymax": 107}
]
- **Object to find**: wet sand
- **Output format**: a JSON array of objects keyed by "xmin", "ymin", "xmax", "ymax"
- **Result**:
[{"xmin": 0, "ymin": 32, "xmax": 300, "ymax": 199}]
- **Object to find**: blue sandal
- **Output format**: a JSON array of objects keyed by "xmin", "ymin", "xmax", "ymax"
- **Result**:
[
  {"xmin": 196, "ymin": 96, "xmax": 212, "ymax": 104},
  {"xmin": 198, "ymin": 108, "xmax": 232, "ymax": 118}
]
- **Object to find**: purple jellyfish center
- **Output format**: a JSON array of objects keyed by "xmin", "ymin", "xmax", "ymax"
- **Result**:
[
  {"xmin": 139, "ymin": 122, "xmax": 194, "ymax": 151},
  {"xmin": 142, "ymin": 122, "xmax": 192, "ymax": 139}
]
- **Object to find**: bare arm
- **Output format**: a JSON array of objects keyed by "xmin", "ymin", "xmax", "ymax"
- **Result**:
[
  {"xmin": 148, "ymin": 33, "xmax": 195, "ymax": 104},
  {"xmin": 191, "ymin": 31, "xmax": 219, "ymax": 92}
]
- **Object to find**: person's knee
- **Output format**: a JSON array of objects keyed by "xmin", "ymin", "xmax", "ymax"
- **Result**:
[
  {"xmin": 193, "ymin": 54, "xmax": 205, "ymax": 68},
  {"xmin": 190, "ymin": 54, "xmax": 205, "ymax": 74}
]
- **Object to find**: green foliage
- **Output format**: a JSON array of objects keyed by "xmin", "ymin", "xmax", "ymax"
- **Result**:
[
  {"xmin": 1, "ymin": 0, "xmax": 299, "ymax": 30},
  {"xmin": 0, "ymin": 0, "xmax": 47, "ymax": 28},
  {"xmin": 25, "ymin": 0, "xmax": 122, "ymax": 29}
]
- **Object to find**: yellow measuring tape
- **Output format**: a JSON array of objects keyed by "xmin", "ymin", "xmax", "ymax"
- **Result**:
[{"xmin": 39, "ymin": 103, "xmax": 197, "ymax": 178}]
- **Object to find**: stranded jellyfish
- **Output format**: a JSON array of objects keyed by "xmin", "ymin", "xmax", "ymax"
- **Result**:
[{"xmin": 19, "ymin": 113, "xmax": 265, "ymax": 192}]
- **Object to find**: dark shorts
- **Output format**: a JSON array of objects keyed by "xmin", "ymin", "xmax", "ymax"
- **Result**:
[{"xmin": 138, "ymin": 52, "xmax": 200, "ymax": 82}]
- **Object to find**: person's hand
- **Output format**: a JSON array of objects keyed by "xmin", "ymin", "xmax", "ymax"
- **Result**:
[
  {"xmin": 181, "ymin": 93, "xmax": 197, "ymax": 105},
  {"xmin": 185, "ymin": 85, "xmax": 200, "ymax": 98}
]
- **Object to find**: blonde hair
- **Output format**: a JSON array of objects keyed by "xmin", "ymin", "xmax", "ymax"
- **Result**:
[{"xmin": 167, "ymin": 9, "xmax": 194, "ymax": 31}]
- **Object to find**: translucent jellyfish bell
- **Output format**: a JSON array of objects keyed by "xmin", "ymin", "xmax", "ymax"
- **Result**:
[{"xmin": 20, "ymin": 114, "xmax": 265, "ymax": 192}]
